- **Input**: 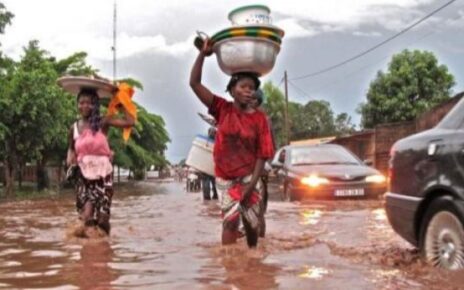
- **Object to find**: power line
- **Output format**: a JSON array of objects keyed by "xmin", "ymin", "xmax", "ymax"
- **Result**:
[
  {"xmin": 288, "ymin": 80, "xmax": 313, "ymax": 100},
  {"xmin": 290, "ymin": 0, "xmax": 457, "ymax": 81},
  {"xmin": 288, "ymin": 9, "xmax": 463, "ymax": 98},
  {"xmin": 307, "ymin": 30, "xmax": 437, "ymax": 94}
]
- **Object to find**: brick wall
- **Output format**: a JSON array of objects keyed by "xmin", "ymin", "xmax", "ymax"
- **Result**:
[
  {"xmin": 374, "ymin": 122, "xmax": 417, "ymax": 174},
  {"xmin": 330, "ymin": 132, "xmax": 374, "ymax": 162},
  {"xmin": 330, "ymin": 93, "xmax": 463, "ymax": 175}
]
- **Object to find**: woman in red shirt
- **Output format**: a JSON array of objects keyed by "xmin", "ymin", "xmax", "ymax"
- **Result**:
[{"xmin": 190, "ymin": 40, "xmax": 274, "ymax": 247}]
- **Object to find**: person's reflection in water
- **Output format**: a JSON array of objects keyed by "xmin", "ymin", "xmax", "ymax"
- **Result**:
[
  {"xmin": 220, "ymin": 250, "xmax": 280, "ymax": 289},
  {"xmin": 78, "ymin": 240, "xmax": 116, "ymax": 290}
]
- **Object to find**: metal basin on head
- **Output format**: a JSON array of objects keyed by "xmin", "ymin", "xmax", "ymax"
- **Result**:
[{"xmin": 212, "ymin": 36, "xmax": 281, "ymax": 76}]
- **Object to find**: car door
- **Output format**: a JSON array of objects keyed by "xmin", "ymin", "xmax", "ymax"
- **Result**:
[
  {"xmin": 431, "ymin": 98, "xmax": 464, "ymax": 197},
  {"xmin": 443, "ymin": 126, "xmax": 464, "ymax": 195}
]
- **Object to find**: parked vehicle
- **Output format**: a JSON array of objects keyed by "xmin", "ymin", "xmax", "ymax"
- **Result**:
[
  {"xmin": 271, "ymin": 144, "xmax": 386, "ymax": 201},
  {"xmin": 386, "ymin": 98, "xmax": 464, "ymax": 270}
]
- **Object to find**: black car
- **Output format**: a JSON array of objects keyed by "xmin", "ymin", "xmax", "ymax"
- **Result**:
[
  {"xmin": 271, "ymin": 144, "xmax": 387, "ymax": 201},
  {"xmin": 386, "ymin": 98, "xmax": 464, "ymax": 270}
]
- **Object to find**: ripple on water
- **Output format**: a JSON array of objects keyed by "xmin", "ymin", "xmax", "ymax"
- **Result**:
[
  {"xmin": 30, "ymin": 250, "xmax": 67, "ymax": 258},
  {"xmin": 2, "ymin": 261, "xmax": 22, "ymax": 267},
  {"xmin": 299, "ymin": 265, "xmax": 330, "ymax": 280},
  {"xmin": 300, "ymin": 209, "xmax": 323, "ymax": 225},
  {"xmin": 0, "ymin": 249, "xmax": 28, "ymax": 256}
]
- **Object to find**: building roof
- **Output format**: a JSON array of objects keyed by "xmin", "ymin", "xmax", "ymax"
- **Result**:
[{"xmin": 290, "ymin": 136, "xmax": 336, "ymax": 145}]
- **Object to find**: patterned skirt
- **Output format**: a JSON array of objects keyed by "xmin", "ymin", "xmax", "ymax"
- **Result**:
[
  {"xmin": 216, "ymin": 175, "xmax": 264, "ymax": 231},
  {"xmin": 75, "ymin": 171, "xmax": 114, "ymax": 218}
]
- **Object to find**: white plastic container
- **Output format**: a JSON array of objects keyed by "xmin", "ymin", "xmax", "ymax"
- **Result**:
[
  {"xmin": 228, "ymin": 5, "xmax": 272, "ymax": 26},
  {"xmin": 186, "ymin": 135, "xmax": 215, "ymax": 176}
]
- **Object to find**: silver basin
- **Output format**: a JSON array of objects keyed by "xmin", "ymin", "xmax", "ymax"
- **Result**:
[{"xmin": 212, "ymin": 36, "xmax": 281, "ymax": 76}]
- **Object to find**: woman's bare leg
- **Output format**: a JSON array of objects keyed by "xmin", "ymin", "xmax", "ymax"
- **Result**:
[{"xmin": 81, "ymin": 201, "xmax": 95, "ymax": 225}]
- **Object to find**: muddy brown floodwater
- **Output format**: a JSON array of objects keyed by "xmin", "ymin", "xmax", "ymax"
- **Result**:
[{"xmin": 0, "ymin": 181, "xmax": 463, "ymax": 290}]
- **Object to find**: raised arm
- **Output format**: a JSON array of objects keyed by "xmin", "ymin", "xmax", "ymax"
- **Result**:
[
  {"xmin": 102, "ymin": 106, "xmax": 135, "ymax": 133},
  {"xmin": 189, "ymin": 39, "xmax": 215, "ymax": 108}
]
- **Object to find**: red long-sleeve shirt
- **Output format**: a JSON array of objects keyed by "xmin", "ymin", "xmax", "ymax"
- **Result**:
[{"xmin": 209, "ymin": 96, "xmax": 275, "ymax": 180}]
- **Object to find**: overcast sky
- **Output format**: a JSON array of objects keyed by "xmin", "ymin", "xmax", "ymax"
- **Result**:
[{"xmin": 1, "ymin": 0, "xmax": 464, "ymax": 162}]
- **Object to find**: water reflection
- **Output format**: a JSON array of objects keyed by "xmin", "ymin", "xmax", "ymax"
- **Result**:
[
  {"xmin": 299, "ymin": 265, "xmax": 330, "ymax": 280},
  {"xmin": 300, "ymin": 209, "xmax": 323, "ymax": 225},
  {"xmin": 220, "ymin": 248, "xmax": 280, "ymax": 289},
  {"xmin": 0, "ymin": 181, "xmax": 461, "ymax": 289},
  {"xmin": 76, "ymin": 240, "xmax": 116, "ymax": 290},
  {"xmin": 370, "ymin": 208, "xmax": 389, "ymax": 231},
  {"xmin": 372, "ymin": 209, "xmax": 387, "ymax": 221}
]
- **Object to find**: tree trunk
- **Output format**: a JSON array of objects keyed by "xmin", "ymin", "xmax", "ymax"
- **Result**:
[
  {"xmin": 57, "ymin": 160, "xmax": 63, "ymax": 193},
  {"xmin": 36, "ymin": 158, "xmax": 49, "ymax": 191},
  {"xmin": 4, "ymin": 159, "xmax": 15, "ymax": 197},
  {"xmin": 18, "ymin": 163, "xmax": 23, "ymax": 189}
]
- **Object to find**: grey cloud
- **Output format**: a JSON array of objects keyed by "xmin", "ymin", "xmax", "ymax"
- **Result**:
[{"xmin": 93, "ymin": 0, "xmax": 464, "ymax": 162}]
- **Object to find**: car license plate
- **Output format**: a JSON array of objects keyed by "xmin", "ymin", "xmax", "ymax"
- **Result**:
[{"xmin": 334, "ymin": 188, "xmax": 365, "ymax": 197}]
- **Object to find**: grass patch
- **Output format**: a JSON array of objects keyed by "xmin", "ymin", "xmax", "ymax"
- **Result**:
[{"xmin": 0, "ymin": 184, "xmax": 72, "ymax": 201}]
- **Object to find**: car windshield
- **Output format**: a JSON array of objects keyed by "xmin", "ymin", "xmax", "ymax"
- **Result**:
[
  {"xmin": 436, "ymin": 97, "xmax": 464, "ymax": 129},
  {"xmin": 290, "ymin": 146, "xmax": 360, "ymax": 166}
]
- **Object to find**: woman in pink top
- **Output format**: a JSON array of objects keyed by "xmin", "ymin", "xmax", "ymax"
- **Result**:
[{"xmin": 67, "ymin": 88, "xmax": 134, "ymax": 236}]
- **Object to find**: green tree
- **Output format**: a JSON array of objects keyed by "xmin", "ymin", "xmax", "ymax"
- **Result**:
[
  {"xmin": 359, "ymin": 49, "xmax": 455, "ymax": 128},
  {"xmin": 262, "ymin": 81, "xmax": 285, "ymax": 147},
  {"xmin": 0, "ymin": 2, "xmax": 13, "ymax": 35},
  {"xmin": 0, "ymin": 41, "xmax": 66, "ymax": 195},
  {"xmin": 262, "ymin": 81, "xmax": 349, "ymax": 146},
  {"xmin": 0, "ymin": 2, "xmax": 13, "ymax": 142},
  {"xmin": 52, "ymin": 51, "xmax": 97, "ymax": 77},
  {"xmin": 291, "ymin": 100, "xmax": 336, "ymax": 140},
  {"xmin": 334, "ymin": 113, "xmax": 356, "ymax": 136},
  {"xmin": 109, "ymin": 104, "xmax": 170, "ymax": 180}
]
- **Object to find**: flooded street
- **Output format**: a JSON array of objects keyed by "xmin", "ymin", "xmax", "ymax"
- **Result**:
[{"xmin": 0, "ymin": 181, "xmax": 463, "ymax": 290}]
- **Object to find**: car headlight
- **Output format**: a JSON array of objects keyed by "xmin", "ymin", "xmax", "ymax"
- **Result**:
[
  {"xmin": 365, "ymin": 174, "xmax": 386, "ymax": 183},
  {"xmin": 301, "ymin": 175, "xmax": 329, "ymax": 187}
]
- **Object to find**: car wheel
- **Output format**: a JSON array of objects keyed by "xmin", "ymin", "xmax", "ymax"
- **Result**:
[{"xmin": 420, "ymin": 197, "xmax": 464, "ymax": 270}]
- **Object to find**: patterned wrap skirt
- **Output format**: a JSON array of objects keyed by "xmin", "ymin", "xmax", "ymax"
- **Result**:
[
  {"xmin": 75, "ymin": 170, "xmax": 114, "ymax": 218},
  {"xmin": 216, "ymin": 175, "xmax": 264, "ymax": 231}
]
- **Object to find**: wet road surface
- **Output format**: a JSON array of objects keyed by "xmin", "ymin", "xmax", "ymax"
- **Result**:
[{"xmin": 0, "ymin": 180, "xmax": 463, "ymax": 289}]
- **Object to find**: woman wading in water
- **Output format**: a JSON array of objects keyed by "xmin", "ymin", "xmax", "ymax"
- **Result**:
[
  {"xmin": 189, "ymin": 40, "xmax": 274, "ymax": 247},
  {"xmin": 67, "ymin": 87, "xmax": 134, "ymax": 237}
]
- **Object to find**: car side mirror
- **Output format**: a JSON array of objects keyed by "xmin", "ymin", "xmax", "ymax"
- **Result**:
[{"xmin": 363, "ymin": 159, "xmax": 373, "ymax": 166}]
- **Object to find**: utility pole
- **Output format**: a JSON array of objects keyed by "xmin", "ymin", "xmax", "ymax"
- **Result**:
[
  {"xmin": 284, "ymin": 71, "xmax": 290, "ymax": 145},
  {"xmin": 112, "ymin": 0, "xmax": 120, "ymax": 183},
  {"xmin": 112, "ymin": 0, "xmax": 117, "ymax": 83}
]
